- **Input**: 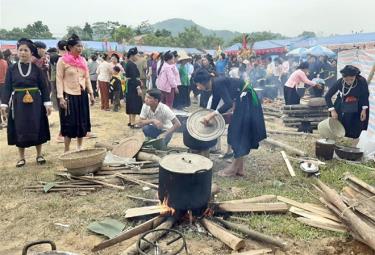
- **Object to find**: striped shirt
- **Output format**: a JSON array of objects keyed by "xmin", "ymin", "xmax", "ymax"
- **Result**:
[{"xmin": 140, "ymin": 102, "xmax": 176, "ymax": 130}]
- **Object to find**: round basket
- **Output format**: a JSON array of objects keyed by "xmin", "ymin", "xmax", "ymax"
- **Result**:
[{"xmin": 59, "ymin": 148, "xmax": 106, "ymax": 176}]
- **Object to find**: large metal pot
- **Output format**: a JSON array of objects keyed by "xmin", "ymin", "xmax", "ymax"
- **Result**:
[
  {"xmin": 22, "ymin": 240, "xmax": 78, "ymax": 255},
  {"xmin": 315, "ymin": 139, "xmax": 335, "ymax": 160},
  {"xmin": 158, "ymin": 153, "xmax": 213, "ymax": 215},
  {"xmin": 183, "ymin": 127, "xmax": 217, "ymax": 151}
]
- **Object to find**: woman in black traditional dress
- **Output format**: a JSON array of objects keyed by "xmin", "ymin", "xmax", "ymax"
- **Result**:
[
  {"xmin": 325, "ymin": 65, "xmax": 369, "ymax": 141},
  {"xmin": 125, "ymin": 47, "xmax": 143, "ymax": 127},
  {"xmin": 194, "ymin": 69, "xmax": 267, "ymax": 177},
  {"xmin": 56, "ymin": 34, "xmax": 95, "ymax": 152},
  {"xmin": 0, "ymin": 39, "xmax": 52, "ymax": 167}
]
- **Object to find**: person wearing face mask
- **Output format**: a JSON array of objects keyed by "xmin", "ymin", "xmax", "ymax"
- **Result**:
[
  {"xmin": 325, "ymin": 65, "xmax": 369, "ymax": 140},
  {"xmin": 56, "ymin": 34, "xmax": 95, "ymax": 152},
  {"xmin": 156, "ymin": 51, "xmax": 179, "ymax": 108},
  {"xmin": 0, "ymin": 38, "xmax": 52, "ymax": 167}
]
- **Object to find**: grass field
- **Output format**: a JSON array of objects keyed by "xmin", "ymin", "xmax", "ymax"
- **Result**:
[{"xmin": 1, "ymin": 103, "xmax": 375, "ymax": 255}]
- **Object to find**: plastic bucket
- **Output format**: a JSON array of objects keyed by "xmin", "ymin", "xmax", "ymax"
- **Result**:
[{"xmin": 318, "ymin": 118, "xmax": 345, "ymax": 140}]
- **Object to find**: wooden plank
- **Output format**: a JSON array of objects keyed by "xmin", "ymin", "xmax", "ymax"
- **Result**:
[
  {"xmin": 289, "ymin": 206, "xmax": 345, "ymax": 228},
  {"xmin": 231, "ymin": 249, "xmax": 273, "ymax": 255},
  {"xmin": 115, "ymin": 173, "xmax": 158, "ymax": 190},
  {"xmin": 92, "ymin": 216, "xmax": 164, "ymax": 252},
  {"xmin": 125, "ymin": 205, "xmax": 166, "ymax": 219},
  {"xmin": 126, "ymin": 195, "xmax": 159, "ymax": 204},
  {"xmin": 344, "ymin": 173, "xmax": 375, "ymax": 195},
  {"xmin": 342, "ymin": 187, "xmax": 375, "ymax": 222},
  {"xmin": 211, "ymin": 195, "xmax": 276, "ymax": 205},
  {"xmin": 280, "ymin": 151, "xmax": 296, "ymax": 177},
  {"xmin": 201, "ymin": 218, "xmax": 246, "ymax": 251},
  {"xmin": 277, "ymin": 196, "xmax": 340, "ymax": 222},
  {"xmin": 296, "ymin": 217, "xmax": 348, "ymax": 233},
  {"xmin": 216, "ymin": 202, "xmax": 288, "ymax": 213},
  {"xmin": 263, "ymin": 138, "xmax": 307, "ymax": 156},
  {"xmin": 71, "ymin": 176, "xmax": 125, "ymax": 190}
]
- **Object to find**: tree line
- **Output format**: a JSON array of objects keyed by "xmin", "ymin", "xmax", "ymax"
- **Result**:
[{"xmin": 0, "ymin": 20, "xmax": 316, "ymax": 49}]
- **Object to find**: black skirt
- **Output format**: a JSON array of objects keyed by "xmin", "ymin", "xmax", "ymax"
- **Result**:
[
  {"xmin": 173, "ymin": 85, "xmax": 191, "ymax": 109},
  {"xmin": 59, "ymin": 91, "xmax": 91, "ymax": 138},
  {"xmin": 125, "ymin": 80, "xmax": 143, "ymax": 114},
  {"xmin": 7, "ymin": 90, "xmax": 50, "ymax": 148},
  {"xmin": 284, "ymin": 86, "xmax": 300, "ymax": 105},
  {"xmin": 228, "ymin": 92, "xmax": 267, "ymax": 158}
]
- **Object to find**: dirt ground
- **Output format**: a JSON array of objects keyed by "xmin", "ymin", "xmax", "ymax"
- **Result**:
[{"xmin": 0, "ymin": 101, "xmax": 375, "ymax": 255}]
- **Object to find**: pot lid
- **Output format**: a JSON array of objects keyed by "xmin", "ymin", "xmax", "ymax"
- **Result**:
[
  {"xmin": 316, "ymin": 139, "xmax": 335, "ymax": 145},
  {"xmin": 160, "ymin": 153, "xmax": 213, "ymax": 174},
  {"xmin": 186, "ymin": 109, "xmax": 225, "ymax": 141},
  {"xmin": 112, "ymin": 136, "xmax": 144, "ymax": 158},
  {"xmin": 300, "ymin": 162, "xmax": 319, "ymax": 173}
]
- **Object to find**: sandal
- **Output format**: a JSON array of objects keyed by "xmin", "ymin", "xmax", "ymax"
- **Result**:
[
  {"xmin": 36, "ymin": 156, "xmax": 46, "ymax": 165},
  {"xmin": 16, "ymin": 159, "xmax": 26, "ymax": 168}
]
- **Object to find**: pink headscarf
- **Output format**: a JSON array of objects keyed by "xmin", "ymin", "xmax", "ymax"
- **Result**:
[{"xmin": 62, "ymin": 52, "xmax": 88, "ymax": 72}]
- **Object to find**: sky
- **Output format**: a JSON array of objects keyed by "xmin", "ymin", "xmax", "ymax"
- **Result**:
[{"xmin": 1, "ymin": 0, "xmax": 375, "ymax": 38}]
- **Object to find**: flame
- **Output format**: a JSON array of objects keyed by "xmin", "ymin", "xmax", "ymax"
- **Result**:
[
  {"xmin": 159, "ymin": 196, "xmax": 176, "ymax": 216},
  {"xmin": 203, "ymin": 208, "xmax": 214, "ymax": 217}
]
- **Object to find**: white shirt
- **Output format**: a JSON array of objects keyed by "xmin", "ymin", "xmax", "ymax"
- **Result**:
[
  {"xmin": 140, "ymin": 102, "xmax": 176, "ymax": 130},
  {"xmin": 96, "ymin": 61, "xmax": 113, "ymax": 82}
]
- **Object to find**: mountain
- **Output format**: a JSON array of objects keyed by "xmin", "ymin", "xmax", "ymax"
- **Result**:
[{"xmin": 152, "ymin": 18, "xmax": 241, "ymax": 43}]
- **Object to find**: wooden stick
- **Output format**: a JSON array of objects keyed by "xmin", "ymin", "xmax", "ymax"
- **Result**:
[
  {"xmin": 296, "ymin": 217, "xmax": 347, "ymax": 233},
  {"xmin": 201, "ymin": 218, "xmax": 246, "ymax": 251},
  {"xmin": 125, "ymin": 205, "xmax": 167, "ymax": 219},
  {"xmin": 211, "ymin": 195, "xmax": 276, "ymax": 205},
  {"xmin": 137, "ymin": 152, "xmax": 161, "ymax": 162},
  {"xmin": 72, "ymin": 176, "xmax": 125, "ymax": 190},
  {"xmin": 263, "ymin": 138, "xmax": 307, "ymax": 156},
  {"xmin": 230, "ymin": 249, "xmax": 273, "ymax": 255},
  {"xmin": 317, "ymin": 180, "xmax": 375, "ymax": 250},
  {"xmin": 280, "ymin": 151, "xmax": 296, "ymax": 177},
  {"xmin": 25, "ymin": 187, "xmax": 96, "ymax": 192},
  {"xmin": 344, "ymin": 173, "xmax": 375, "ymax": 195},
  {"xmin": 92, "ymin": 216, "xmax": 164, "ymax": 252},
  {"xmin": 26, "ymin": 185, "xmax": 102, "ymax": 189},
  {"xmin": 215, "ymin": 218, "xmax": 287, "ymax": 249},
  {"xmin": 216, "ymin": 202, "xmax": 289, "ymax": 213},
  {"xmin": 115, "ymin": 173, "xmax": 158, "ymax": 190},
  {"xmin": 122, "ymin": 217, "xmax": 176, "ymax": 255},
  {"xmin": 267, "ymin": 130, "xmax": 317, "ymax": 137},
  {"xmin": 126, "ymin": 195, "xmax": 159, "ymax": 204},
  {"xmin": 289, "ymin": 206, "xmax": 345, "ymax": 228}
]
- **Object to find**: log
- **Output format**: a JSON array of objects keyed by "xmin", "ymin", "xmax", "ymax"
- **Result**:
[
  {"xmin": 136, "ymin": 152, "xmax": 161, "ymax": 162},
  {"xmin": 126, "ymin": 195, "xmax": 159, "ymax": 204},
  {"xmin": 201, "ymin": 218, "xmax": 246, "ymax": 251},
  {"xmin": 212, "ymin": 195, "xmax": 276, "ymax": 205},
  {"xmin": 122, "ymin": 217, "xmax": 176, "ymax": 255},
  {"xmin": 296, "ymin": 217, "xmax": 348, "ymax": 233},
  {"xmin": 283, "ymin": 104, "xmax": 326, "ymax": 110},
  {"xmin": 280, "ymin": 151, "xmax": 296, "ymax": 177},
  {"xmin": 215, "ymin": 218, "xmax": 287, "ymax": 249},
  {"xmin": 262, "ymin": 106, "xmax": 281, "ymax": 113},
  {"xmin": 72, "ymin": 176, "xmax": 125, "ymax": 190},
  {"xmin": 277, "ymin": 196, "xmax": 340, "ymax": 222},
  {"xmin": 288, "ymin": 206, "xmax": 345, "ymax": 228},
  {"xmin": 344, "ymin": 173, "xmax": 375, "ymax": 196},
  {"xmin": 92, "ymin": 216, "xmax": 164, "ymax": 252},
  {"xmin": 263, "ymin": 112, "xmax": 282, "ymax": 118},
  {"xmin": 282, "ymin": 117, "xmax": 327, "ymax": 123},
  {"xmin": 115, "ymin": 173, "xmax": 158, "ymax": 190},
  {"xmin": 263, "ymin": 138, "xmax": 307, "ymax": 156},
  {"xmin": 317, "ymin": 180, "xmax": 375, "ymax": 250},
  {"xmin": 216, "ymin": 202, "xmax": 288, "ymax": 213},
  {"xmin": 230, "ymin": 249, "xmax": 273, "ymax": 255}
]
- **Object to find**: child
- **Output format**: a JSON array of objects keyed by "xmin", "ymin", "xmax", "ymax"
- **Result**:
[{"xmin": 110, "ymin": 66, "xmax": 122, "ymax": 112}]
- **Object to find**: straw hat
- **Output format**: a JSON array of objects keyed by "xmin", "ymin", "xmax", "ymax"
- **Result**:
[{"xmin": 178, "ymin": 51, "xmax": 192, "ymax": 62}]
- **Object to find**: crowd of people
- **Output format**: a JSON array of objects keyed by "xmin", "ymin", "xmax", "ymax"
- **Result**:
[{"xmin": 0, "ymin": 34, "xmax": 370, "ymax": 176}]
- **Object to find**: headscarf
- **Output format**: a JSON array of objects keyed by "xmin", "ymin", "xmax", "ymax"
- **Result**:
[
  {"xmin": 62, "ymin": 34, "xmax": 88, "ymax": 72},
  {"xmin": 340, "ymin": 65, "xmax": 360, "ymax": 77},
  {"xmin": 17, "ymin": 38, "xmax": 38, "ymax": 57},
  {"xmin": 127, "ymin": 47, "xmax": 138, "ymax": 59}
]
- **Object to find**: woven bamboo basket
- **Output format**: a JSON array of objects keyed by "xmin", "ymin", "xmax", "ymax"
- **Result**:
[{"xmin": 59, "ymin": 148, "xmax": 106, "ymax": 176}]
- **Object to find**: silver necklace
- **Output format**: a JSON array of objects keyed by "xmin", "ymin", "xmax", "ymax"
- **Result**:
[
  {"xmin": 341, "ymin": 79, "xmax": 357, "ymax": 97},
  {"xmin": 17, "ymin": 61, "xmax": 32, "ymax": 77}
]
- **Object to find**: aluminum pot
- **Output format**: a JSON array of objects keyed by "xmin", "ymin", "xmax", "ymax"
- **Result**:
[
  {"xmin": 158, "ymin": 153, "xmax": 213, "ymax": 215},
  {"xmin": 183, "ymin": 126, "xmax": 217, "ymax": 151},
  {"xmin": 22, "ymin": 240, "xmax": 78, "ymax": 255},
  {"xmin": 315, "ymin": 139, "xmax": 335, "ymax": 160}
]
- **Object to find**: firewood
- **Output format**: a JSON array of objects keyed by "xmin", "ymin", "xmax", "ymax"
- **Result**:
[
  {"xmin": 136, "ymin": 152, "xmax": 161, "ymax": 162},
  {"xmin": 317, "ymin": 180, "xmax": 375, "ymax": 250},
  {"xmin": 212, "ymin": 195, "xmax": 276, "ymax": 205},
  {"xmin": 122, "ymin": 217, "xmax": 176, "ymax": 255},
  {"xmin": 25, "ymin": 187, "xmax": 96, "ymax": 192},
  {"xmin": 92, "ymin": 216, "xmax": 164, "ymax": 252},
  {"xmin": 296, "ymin": 217, "xmax": 348, "ymax": 233},
  {"xmin": 201, "ymin": 218, "xmax": 246, "ymax": 251},
  {"xmin": 289, "ymin": 206, "xmax": 345, "ymax": 228},
  {"xmin": 115, "ymin": 173, "xmax": 158, "ymax": 190},
  {"xmin": 263, "ymin": 112, "xmax": 282, "ymax": 118},
  {"xmin": 280, "ymin": 151, "xmax": 296, "ymax": 177},
  {"xmin": 215, "ymin": 202, "xmax": 288, "ymax": 213},
  {"xmin": 71, "ymin": 176, "xmax": 125, "ymax": 190},
  {"xmin": 263, "ymin": 138, "xmax": 307, "ymax": 157},
  {"xmin": 125, "ymin": 205, "xmax": 169, "ymax": 219},
  {"xmin": 344, "ymin": 173, "xmax": 375, "ymax": 196},
  {"xmin": 215, "ymin": 218, "xmax": 287, "ymax": 249},
  {"xmin": 267, "ymin": 130, "xmax": 318, "ymax": 137},
  {"xmin": 342, "ymin": 187, "xmax": 375, "ymax": 223},
  {"xmin": 211, "ymin": 183, "xmax": 220, "ymax": 196},
  {"xmin": 126, "ymin": 195, "xmax": 159, "ymax": 204},
  {"xmin": 277, "ymin": 196, "xmax": 340, "ymax": 222},
  {"xmin": 230, "ymin": 249, "xmax": 273, "ymax": 255}
]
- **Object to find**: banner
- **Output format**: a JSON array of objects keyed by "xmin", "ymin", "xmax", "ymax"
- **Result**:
[{"xmin": 338, "ymin": 49, "xmax": 375, "ymax": 135}]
